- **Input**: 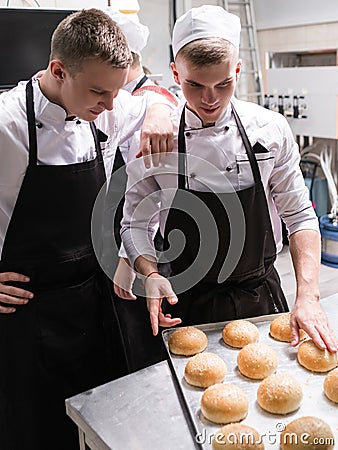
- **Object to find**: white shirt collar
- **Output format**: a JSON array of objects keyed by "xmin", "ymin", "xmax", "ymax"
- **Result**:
[
  {"xmin": 31, "ymin": 78, "xmax": 81, "ymax": 125},
  {"xmin": 123, "ymin": 72, "xmax": 146, "ymax": 94}
]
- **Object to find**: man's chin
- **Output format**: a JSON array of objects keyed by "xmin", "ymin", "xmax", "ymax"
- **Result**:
[
  {"xmin": 78, "ymin": 110, "xmax": 102, "ymax": 121},
  {"xmin": 200, "ymin": 112, "xmax": 220, "ymax": 125}
]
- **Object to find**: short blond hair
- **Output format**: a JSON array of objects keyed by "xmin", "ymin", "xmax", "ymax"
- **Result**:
[
  {"xmin": 50, "ymin": 8, "xmax": 132, "ymax": 75},
  {"xmin": 176, "ymin": 37, "xmax": 237, "ymax": 68}
]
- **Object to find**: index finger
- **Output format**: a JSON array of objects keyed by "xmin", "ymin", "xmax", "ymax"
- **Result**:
[
  {"xmin": 147, "ymin": 297, "xmax": 160, "ymax": 336},
  {"xmin": 138, "ymin": 131, "xmax": 151, "ymax": 168},
  {"xmin": 0, "ymin": 272, "xmax": 30, "ymax": 283},
  {"xmin": 290, "ymin": 314, "xmax": 300, "ymax": 347}
]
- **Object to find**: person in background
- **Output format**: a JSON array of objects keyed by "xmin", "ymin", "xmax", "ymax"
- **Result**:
[
  {"xmin": 107, "ymin": 9, "xmax": 154, "ymax": 165},
  {"xmin": 143, "ymin": 65, "xmax": 159, "ymax": 85},
  {"xmin": 121, "ymin": 5, "xmax": 337, "ymax": 354},
  {"xmin": 101, "ymin": 10, "xmax": 178, "ymax": 372},
  {"xmin": 0, "ymin": 9, "xmax": 173, "ymax": 450}
]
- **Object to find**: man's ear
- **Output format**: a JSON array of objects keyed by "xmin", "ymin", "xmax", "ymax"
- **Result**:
[
  {"xmin": 170, "ymin": 62, "xmax": 180, "ymax": 85},
  {"xmin": 50, "ymin": 60, "xmax": 66, "ymax": 82},
  {"xmin": 235, "ymin": 59, "xmax": 242, "ymax": 81}
]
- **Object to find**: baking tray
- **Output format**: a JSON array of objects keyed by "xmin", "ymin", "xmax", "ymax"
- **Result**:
[{"xmin": 162, "ymin": 298, "xmax": 338, "ymax": 450}]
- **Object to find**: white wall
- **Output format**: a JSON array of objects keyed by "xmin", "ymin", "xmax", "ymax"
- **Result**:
[
  {"xmin": 254, "ymin": 0, "xmax": 338, "ymax": 30},
  {"xmin": 138, "ymin": 0, "xmax": 173, "ymax": 88},
  {"xmin": 257, "ymin": 23, "xmax": 338, "ymax": 95}
]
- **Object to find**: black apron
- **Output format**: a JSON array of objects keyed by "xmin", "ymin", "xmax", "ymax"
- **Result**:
[
  {"xmin": 107, "ymin": 75, "xmax": 166, "ymax": 373},
  {"xmin": 162, "ymin": 104, "xmax": 288, "ymax": 325},
  {"xmin": 0, "ymin": 80, "xmax": 127, "ymax": 450}
]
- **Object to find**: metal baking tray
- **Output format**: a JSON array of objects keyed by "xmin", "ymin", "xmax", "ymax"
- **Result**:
[{"xmin": 162, "ymin": 299, "xmax": 338, "ymax": 450}]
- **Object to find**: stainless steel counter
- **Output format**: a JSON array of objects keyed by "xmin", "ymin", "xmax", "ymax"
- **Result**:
[
  {"xmin": 66, "ymin": 294, "xmax": 338, "ymax": 450},
  {"xmin": 66, "ymin": 360, "xmax": 199, "ymax": 450}
]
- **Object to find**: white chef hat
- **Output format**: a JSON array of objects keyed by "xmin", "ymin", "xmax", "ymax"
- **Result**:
[
  {"xmin": 106, "ymin": 9, "xmax": 150, "ymax": 55},
  {"xmin": 172, "ymin": 5, "xmax": 241, "ymax": 59}
]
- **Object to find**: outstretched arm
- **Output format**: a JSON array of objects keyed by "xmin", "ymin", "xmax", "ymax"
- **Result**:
[{"xmin": 289, "ymin": 229, "xmax": 337, "ymax": 352}]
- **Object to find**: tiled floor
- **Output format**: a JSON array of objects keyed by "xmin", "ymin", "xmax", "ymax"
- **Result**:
[{"xmin": 275, "ymin": 245, "xmax": 338, "ymax": 308}]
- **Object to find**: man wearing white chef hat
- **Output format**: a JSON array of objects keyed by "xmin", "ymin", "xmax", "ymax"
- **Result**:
[
  {"xmin": 106, "ymin": 9, "xmax": 177, "ymax": 164},
  {"xmin": 121, "ymin": 5, "xmax": 337, "ymax": 356},
  {"xmin": 172, "ymin": 3, "xmax": 241, "ymax": 56},
  {"xmin": 108, "ymin": 9, "xmax": 149, "ymax": 56},
  {"xmin": 107, "ymin": 9, "xmax": 150, "ymax": 103},
  {"xmin": 0, "ymin": 8, "xmax": 177, "ymax": 450}
]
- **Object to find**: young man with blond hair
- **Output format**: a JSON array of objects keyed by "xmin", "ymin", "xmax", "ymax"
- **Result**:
[
  {"xmin": 121, "ymin": 5, "xmax": 337, "ymax": 357},
  {"xmin": 0, "ymin": 8, "xmax": 173, "ymax": 450}
]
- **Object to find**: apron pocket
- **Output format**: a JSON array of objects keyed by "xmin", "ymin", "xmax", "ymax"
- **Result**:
[{"xmin": 232, "ymin": 282, "xmax": 278, "ymax": 318}]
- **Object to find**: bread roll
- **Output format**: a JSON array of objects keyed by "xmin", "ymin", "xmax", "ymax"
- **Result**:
[
  {"xmin": 297, "ymin": 339, "xmax": 337, "ymax": 373},
  {"xmin": 237, "ymin": 343, "xmax": 278, "ymax": 380},
  {"xmin": 280, "ymin": 416, "xmax": 334, "ymax": 450},
  {"xmin": 257, "ymin": 373, "xmax": 302, "ymax": 414},
  {"xmin": 269, "ymin": 313, "xmax": 307, "ymax": 342},
  {"xmin": 324, "ymin": 367, "xmax": 338, "ymax": 403},
  {"xmin": 222, "ymin": 320, "xmax": 259, "ymax": 348},
  {"xmin": 184, "ymin": 352, "xmax": 227, "ymax": 388},
  {"xmin": 212, "ymin": 423, "xmax": 264, "ymax": 450},
  {"xmin": 168, "ymin": 326, "xmax": 207, "ymax": 356},
  {"xmin": 201, "ymin": 383, "xmax": 248, "ymax": 424}
]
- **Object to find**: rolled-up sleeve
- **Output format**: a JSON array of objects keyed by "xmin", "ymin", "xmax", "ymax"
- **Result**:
[
  {"xmin": 114, "ymin": 90, "xmax": 174, "ymax": 146},
  {"xmin": 120, "ymin": 148, "xmax": 162, "ymax": 267}
]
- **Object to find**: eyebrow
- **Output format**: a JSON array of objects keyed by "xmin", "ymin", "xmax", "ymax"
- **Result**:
[
  {"xmin": 218, "ymin": 76, "xmax": 233, "ymax": 84},
  {"xmin": 186, "ymin": 76, "xmax": 233, "ymax": 86},
  {"xmin": 186, "ymin": 79, "xmax": 202, "ymax": 86},
  {"xmin": 91, "ymin": 87, "xmax": 112, "ymax": 93}
]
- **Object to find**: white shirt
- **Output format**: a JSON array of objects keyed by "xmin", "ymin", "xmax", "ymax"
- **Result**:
[
  {"xmin": 0, "ymin": 77, "xmax": 159, "ymax": 257},
  {"xmin": 122, "ymin": 72, "xmax": 154, "ymax": 95},
  {"xmin": 121, "ymin": 97, "xmax": 319, "ymax": 267},
  {"xmin": 119, "ymin": 73, "xmax": 158, "ymax": 162}
]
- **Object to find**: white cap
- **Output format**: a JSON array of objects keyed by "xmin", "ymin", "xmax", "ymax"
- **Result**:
[
  {"xmin": 172, "ymin": 5, "xmax": 241, "ymax": 58},
  {"xmin": 106, "ymin": 9, "xmax": 149, "ymax": 55}
]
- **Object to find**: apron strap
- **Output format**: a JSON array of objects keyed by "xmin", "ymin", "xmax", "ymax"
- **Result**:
[
  {"xmin": 90, "ymin": 121, "xmax": 104, "ymax": 165},
  {"xmin": 231, "ymin": 103, "xmax": 262, "ymax": 185},
  {"xmin": 178, "ymin": 106, "xmax": 188, "ymax": 190},
  {"xmin": 132, "ymin": 74, "xmax": 149, "ymax": 93},
  {"xmin": 26, "ymin": 79, "xmax": 38, "ymax": 166}
]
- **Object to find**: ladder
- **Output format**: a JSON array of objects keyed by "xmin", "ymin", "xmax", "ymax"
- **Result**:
[{"xmin": 223, "ymin": 0, "xmax": 264, "ymax": 105}]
